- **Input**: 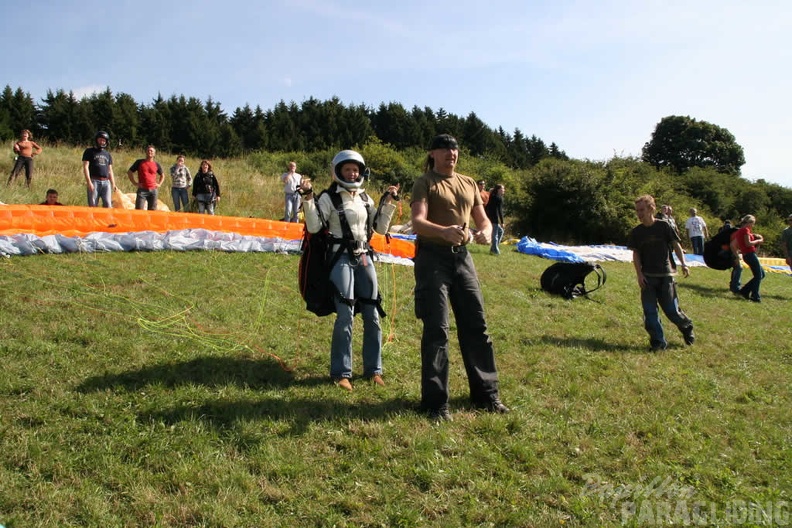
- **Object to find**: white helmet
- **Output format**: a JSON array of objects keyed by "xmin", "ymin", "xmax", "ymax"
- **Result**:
[{"xmin": 332, "ymin": 149, "xmax": 368, "ymax": 190}]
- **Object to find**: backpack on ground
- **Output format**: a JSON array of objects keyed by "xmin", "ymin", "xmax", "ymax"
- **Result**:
[
  {"xmin": 703, "ymin": 227, "xmax": 738, "ymax": 270},
  {"xmin": 540, "ymin": 261, "xmax": 606, "ymax": 299},
  {"xmin": 297, "ymin": 186, "xmax": 384, "ymax": 317}
]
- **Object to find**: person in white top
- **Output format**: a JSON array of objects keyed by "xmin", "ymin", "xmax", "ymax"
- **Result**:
[
  {"xmin": 281, "ymin": 161, "xmax": 302, "ymax": 222},
  {"xmin": 685, "ymin": 207, "xmax": 709, "ymax": 255},
  {"xmin": 300, "ymin": 150, "xmax": 399, "ymax": 391}
]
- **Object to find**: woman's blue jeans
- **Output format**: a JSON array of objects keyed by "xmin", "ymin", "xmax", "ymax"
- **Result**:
[
  {"xmin": 739, "ymin": 252, "xmax": 765, "ymax": 301},
  {"xmin": 171, "ymin": 187, "xmax": 190, "ymax": 212},
  {"xmin": 328, "ymin": 252, "xmax": 382, "ymax": 379},
  {"xmin": 490, "ymin": 224, "xmax": 504, "ymax": 254}
]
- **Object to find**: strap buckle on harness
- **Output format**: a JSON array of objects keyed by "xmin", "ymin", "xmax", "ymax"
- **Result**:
[{"xmin": 451, "ymin": 245, "xmax": 464, "ymax": 254}]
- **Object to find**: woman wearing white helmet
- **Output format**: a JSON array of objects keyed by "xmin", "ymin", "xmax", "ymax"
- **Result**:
[{"xmin": 300, "ymin": 150, "xmax": 400, "ymax": 391}]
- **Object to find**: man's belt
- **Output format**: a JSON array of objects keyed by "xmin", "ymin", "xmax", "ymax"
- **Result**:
[{"xmin": 417, "ymin": 239, "xmax": 468, "ymax": 254}]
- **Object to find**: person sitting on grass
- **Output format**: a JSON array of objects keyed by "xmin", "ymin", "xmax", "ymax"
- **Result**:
[{"xmin": 40, "ymin": 189, "xmax": 63, "ymax": 205}]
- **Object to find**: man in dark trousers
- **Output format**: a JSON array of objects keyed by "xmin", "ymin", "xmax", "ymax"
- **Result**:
[
  {"xmin": 82, "ymin": 131, "xmax": 117, "ymax": 207},
  {"xmin": 410, "ymin": 134, "xmax": 509, "ymax": 422}
]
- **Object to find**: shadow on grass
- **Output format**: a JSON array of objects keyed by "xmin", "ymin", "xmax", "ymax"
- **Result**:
[
  {"xmin": 536, "ymin": 335, "xmax": 641, "ymax": 353},
  {"xmin": 679, "ymin": 281, "xmax": 733, "ymax": 296},
  {"xmin": 76, "ymin": 356, "xmax": 506, "ymax": 436},
  {"xmin": 76, "ymin": 355, "xmax": 295, "ymax": 392},
  {"xmin": 137, "ymin": 394, "xmax": 419, "ymax": 436},
  {"xmin": 682, "ymin": 280, "xmax": 790, "ymax": 302}
]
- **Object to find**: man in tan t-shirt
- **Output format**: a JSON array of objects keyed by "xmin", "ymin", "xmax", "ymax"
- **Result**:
[{"xmin": 410, "ymin": 133, "xmax": 509, "ymax": 422}]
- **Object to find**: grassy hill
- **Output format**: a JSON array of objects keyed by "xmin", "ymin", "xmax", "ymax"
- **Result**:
[
  {"xmin": 1, "ymin": 222, "xmax": 790, "ymax": 526},
  {"xmin": 2, "ymin": 144, "xmax": 297, "ymax": 221}
]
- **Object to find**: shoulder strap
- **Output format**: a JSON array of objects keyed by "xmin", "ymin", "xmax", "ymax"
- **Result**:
[
  {"xmin": 327, "ymin": 190, "xmax": 355, "ymax": 266},
  {"xmin": 329, "ymin": 191, "xmax": 353, "ymax": 240},
  {"xmin": 579, "ymin": 264, "xmax": 607, "ymax": 296},
  {"xmin": 361, "ymin": 191, "xmax": 374, "ymax": 242}
]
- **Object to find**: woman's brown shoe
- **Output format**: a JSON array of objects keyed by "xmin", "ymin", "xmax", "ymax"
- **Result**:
[{"xmin": 335, "ymin": 378, "xmax": 353, "ymax": 391}]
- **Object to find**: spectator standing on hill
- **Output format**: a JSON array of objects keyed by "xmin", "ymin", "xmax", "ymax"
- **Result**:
[
  {"xmin": 39, "ymin": 188, "xmax": 63, "ymax": 205},
  {"xmin": 485, "ymin": 184, "xmax": 505, "ymax": 255},
  {"xmin": 169, "ymin": 155, "xmax": 192, "ymax": 212},
  {"xmin": 410, "ymin": 134, "xmax": 509, "ymax": 422},
  {"xmin": 782, "ymin": 214, "xmax": 792, "ymax": 269},
  {"xmin": 627, "ymin": 194, "xmax": 695, "ymax": 352},
  {"xmin": 7, "ymin": 129, "xmax": 42, "ymax": 188},
  {"xmin": 299, "ymin": 150, "xmax": 399, "ymax": 391},
  {"xmin": 477, "ymin": 180, "xmax": 490, "ymax": 207},
  {"xmin": 281, "ymin": 161, "xmax": 302, "ymax": 222},
  {"xmin": 82, "ymin": 130, "xmax": 117, "ymax": 208},
  {"xmin": 128, "ymin": 145, "xmax": 165, "ymax": 210},
  {"xmin": 730, "ymin": 214, "xmax": 765, "ymax": 302},
  {"xmin": 192, "ymin": 160, "xmax": 221, "ymax": 215},
  {"xmin": 658, "ymin": 205, "xmax": 681, "ymax": 239},
  {"xmin": 685, "ymin": 208, "xmax": 709, "ymax": 255}
]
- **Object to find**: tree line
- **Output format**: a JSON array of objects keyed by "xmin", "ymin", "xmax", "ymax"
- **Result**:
[{"xmin": 0, "ymin": 85, "xmax": 565, "ymax": 169}]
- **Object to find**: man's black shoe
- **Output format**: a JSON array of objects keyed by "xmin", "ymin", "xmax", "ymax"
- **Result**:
[
  {"xmin": 474, "ymin": 398, "xmax": 510, "ymax": 414},
  {"xmin": 427, "ymin": 407, "xmax": 453, "ymax": 422}
]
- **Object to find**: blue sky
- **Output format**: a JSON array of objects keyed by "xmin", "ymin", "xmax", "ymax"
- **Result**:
[{"xmin": 3, "ymin": 0, "xmax": 790, "ymax": 188}]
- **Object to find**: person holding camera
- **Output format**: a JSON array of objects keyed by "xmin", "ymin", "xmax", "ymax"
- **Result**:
[
  {"xmin": 8, "ymin": 129, "xmax": 42, "ymax": 188},
  {"xmin": 300, "ymin": 150, "xmax": 399, "ymax": 391}
]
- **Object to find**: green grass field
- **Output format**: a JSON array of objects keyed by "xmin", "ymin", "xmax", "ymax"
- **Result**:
[{"xmin": 1, "ymin": 239, "xmax": 790, "ymax": 527}]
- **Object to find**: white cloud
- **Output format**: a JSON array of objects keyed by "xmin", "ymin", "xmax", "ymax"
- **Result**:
[{"xmin": 71, "ymin": 85, "xmax": 107, "ymax": 100}]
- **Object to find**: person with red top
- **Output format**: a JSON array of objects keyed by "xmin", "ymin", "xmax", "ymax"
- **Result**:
[
  {"xmin": 730, "ymin": 214, "xmax": 765, "ymax": 302},
  {"xmin": 477, "ymin": 180, "xmax": 490, "ymax": 207},
  {"xmin": 127, "ymin": 145, "xmax": 164, "ymax": 210},
  {"xmin": 8, "ymin": 129, "xmax": 42, "ymax": 188}
]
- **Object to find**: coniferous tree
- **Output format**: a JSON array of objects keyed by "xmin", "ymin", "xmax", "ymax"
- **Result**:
[
  {"xmin": 38, "ymin": 89, "xmax": 92, "ymax": 144},
  {"xmin": 461, "ymin": 111, "xmax": 491, "ymax": 157},
  {"xmin": 299, "ymin": 96, "xmax": 328, "ymax": 151},
  {"xmin": 410, "ymin": 106, "xmax": 437, "ymax": 150},
  {"xmin": 230, "ymin": 104, "xmax": 254, "ymax": 142},
  {"xmin": 251, "ymin": 106, "xmax": 268, "ymax": 151},
  {"xmin": 85, "ymin": 88, "xmax": 117, "ymax": 138},
  {"xmin": 339, "ymin": 103, "xmax": 373, "ymax": 148},
  {"xmin": 435, "ymin": 108, "xmax": 462, "ymax": 141},
  {"xmin": 266, "ymin": 101, "xmax": 302, "ymax": 151},
  {"xmin": 3, "ymin": 87, "xmax": 38, "ymax": 136},
  {"xmin": 509, "ymin": 128, "xmax": 529, "ymax": 168},
  {"xmin": 140, "ymin": 94, "xmax": 172, "ymax": 151},
  {"xmin": 114, "ymin": 92, "xmax": 140, "ymax": 147},
  {"xmin": 527, "ymin": 135, "xmax": 548, "ymax": 165},
  {"xmin": 218, "ymin": 122, "xmax": 242, "ymax": 157},
  {"xmin": 0, "ymin": 86, "xmax": 16, "ymax": 140},
  {"xmin": 371, "ymin": 102, "xmax": 417, "ymax": 149},
  {"xmin": 549, "ymin": 142, "xmax": 567, "ymax": 160}
]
